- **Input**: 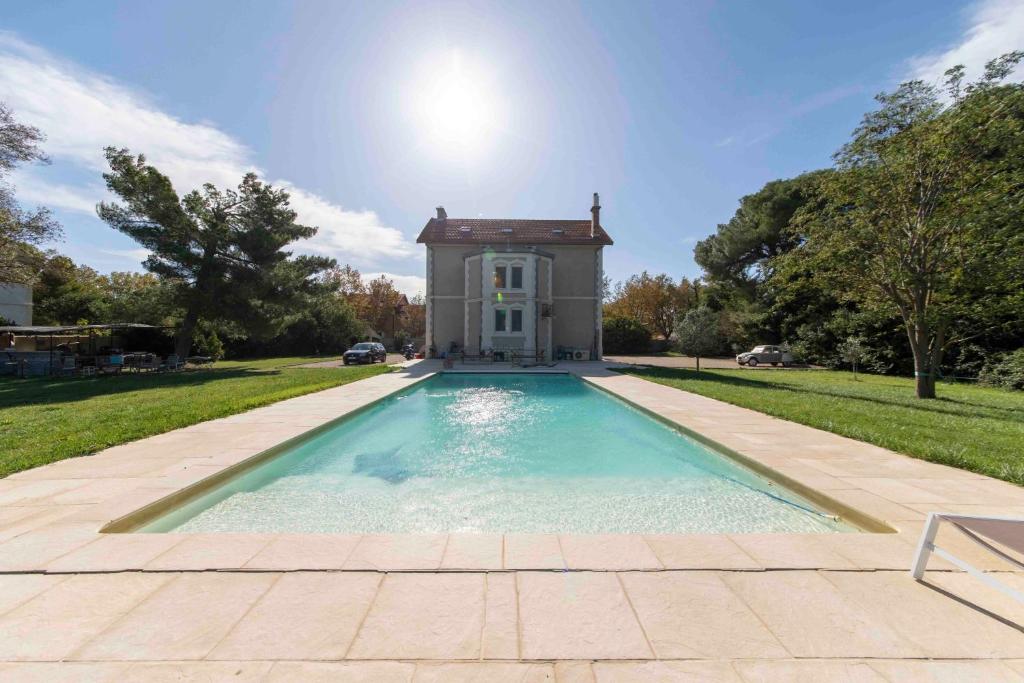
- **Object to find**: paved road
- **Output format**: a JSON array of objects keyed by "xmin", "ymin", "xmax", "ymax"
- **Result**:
[
  {"xmin": 294, "ymin": 354, "xmax": 409, "ymax": 368},
  {"xmin": 605, "ymin": 354, "xmax": 814, "ymax": 370}
]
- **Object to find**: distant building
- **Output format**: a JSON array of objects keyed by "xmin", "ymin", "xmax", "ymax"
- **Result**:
[
  {"xmin": 0, "ymin": 283, "xmax": 32, "ymax": 325},
  {"xmin": 416, "ymin": 194, "xmax": 613, "ymax": 360}
]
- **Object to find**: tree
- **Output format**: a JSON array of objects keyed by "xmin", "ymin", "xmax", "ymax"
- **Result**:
[
  {"xmin": 802, "ymin": 53, "xmax": 1024, "ymax": 398},
  {"xmin": 838, "ymin": 336, "xmax": 866, "ymax": 380},
  {"xmin": 402, "ymin": 294, "xmax": 426, "ymax": 341},
  {"xmin": 674, "ymin": 307, "xmax": 723, "ymax": 371},
  {"xmin": 602, "ymin": 316, "xmax": 651, "ymax": 354},
  {"xmin": 98, "ymin": 148, "xmax": 334, "ymax": 357},
  {"xmin": 32, "ymin": 254, "xmax": 107, "ymax": 325},
  {"xmin": 0, "ymin": 103, "xmax": 62, "ymax": 282},
  {"xmin": 695, "ymin": 173, "xmax": 828, "ymax": 352},
  {"xmin": 604, "ymin": 272, "xmax": 696, "ymax": 340}
]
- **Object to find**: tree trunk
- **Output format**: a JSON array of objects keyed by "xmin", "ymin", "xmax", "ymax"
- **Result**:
[
  {"xmin": 907, "ymin": 323, "xmax": 937, "ymax": 399},
  {"xmin": 696, "ymin": 355, "xmax": 701, "ymax": 372},
  {"xmin": 174, "ymin": 307, "xmax": 199, "ymax": 359}
]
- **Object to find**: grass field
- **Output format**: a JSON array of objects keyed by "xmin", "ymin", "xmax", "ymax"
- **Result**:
[
  {"xmin": 619, "ymin": 366, "xmax": 1024, "ymax": 486},
  {"xmin": 0, "ymin": 357, "xmax": 391, "ymax": 478}
]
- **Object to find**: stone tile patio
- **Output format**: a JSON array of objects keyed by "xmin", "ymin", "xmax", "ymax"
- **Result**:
[{"xmin": 0, "ymin": 360, "xmax": 1022, "ymax": 679}]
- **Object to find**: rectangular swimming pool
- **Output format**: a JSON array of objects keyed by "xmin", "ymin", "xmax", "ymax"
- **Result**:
[{"xmin": 140, "ymin": 373, "xmax": 854, "ymax": 534}]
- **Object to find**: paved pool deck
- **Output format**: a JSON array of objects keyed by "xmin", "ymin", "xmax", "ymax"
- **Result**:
[{"xmin": 1, "ymin": 360, "xmax": 1023, "ymax": 680}]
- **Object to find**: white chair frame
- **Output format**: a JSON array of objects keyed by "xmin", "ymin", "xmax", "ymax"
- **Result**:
[{"xmin": 911, "ymin": 512, "xmax": 1024, "ymax": 603}]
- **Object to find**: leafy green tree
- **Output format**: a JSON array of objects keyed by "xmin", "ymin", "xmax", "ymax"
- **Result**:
[
  {"xmin": 674, "ymin": 306, "xmax": 724, "ymax": 371},
  {"xmin": 0, "ymin": 103, "xmax": 62, "ymax": 282},
  {"xmin": 32, "ymin": 254, "xmax": 107, "ymax": 325},
  {"xmin": 838, "ymin": 336, "xmax": 866, "ymax": 379},
  {"xmin": 602, "ymin": 316, "xmax": 650, "ymax": 354},
  {"xmin": 98, "ymin": 148, "xmax": 334, "ymax": 358},
  {"xmin": 801, "ymin": 53, "xmax": 1024, "ymax": 398},
  {"xmin": 695, "ymin": 173, "xmax": 828, "ymax": 351},
  {"xmin": 604, "ymin": 272, "xmax": 696, "ymax": 340}
]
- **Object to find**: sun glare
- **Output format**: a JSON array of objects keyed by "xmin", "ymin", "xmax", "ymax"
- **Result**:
[{"xmin": 411, "ymin": 51, "xmax": 503, "ymax": 160}]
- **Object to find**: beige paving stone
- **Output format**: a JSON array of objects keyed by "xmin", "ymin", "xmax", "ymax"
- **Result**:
[
  {"xmin": 554, "ymin": 661, "xmax": 596, "ymax": 683},
  {"xmin": 838, "ymin": 477, "xmax": 952, "ymax": 504},
  {"xmin": 0, "ymin": 662, "xmax": 131, "ymax": 682},
  {"xmin": 243, "ymin": 533, "xmax": 361, "ymax": 569},
  {"xmin": 46, "ymin": 532, "xmax": 183, "ymax": 571},
  {"xmin": 145, "ymin": 533, "xmax": 273, "ymax": 570},
  {"xmin": 824, "ymin": 489, "xmax": 926, "ymax": 522},
  {"xmin": 728, "ymin": 533, "xmax": 856, "ymax": 569},
  {"xmin": 0, "ymin": 522, "xmax": 99, "ymax": 571},
  {"xmin": 504, "ymin": 533, "xmax": 565, "ymax": 569},
  {"xmin": 733, "ymin": 659, "xmax": 887, "ymax": 683},
  {"xmin": 71, "ymin": 572, "xmax": 277, "ymax": 661},
  {"xmin": 481, "ymin": 572, "xmax": 519, "ymax": 659},
  {"xmin": 721, "ymin": 571, "xmax": 920, "ymax": 658},
  {"xmin": 592, "ymin": 661, "xmax": 743, "ymax": 682},
  {"xmin": 620, "ymin": 571, "xmax": 788, "ymax": 658},
  {"xmin": 0, "ymin": 479, "xmax": 92, "ymax": 505},
  {"xmin": 414, "ymin": 662, "xmax": 555, "ymax": 682},
  {"xmin": 517, "ymin": 571, "xmax": 652, "ymax": 660},
  {"xmin": 122, "ymin": 661, "xmax": 273, "ymax": 682},
  {"xmin": 441, "ymin": 532, "xmax": 503, "ymax": 569},
  {"xmin": 644, "ymin": 534, "xmax": 760, "ymax": 569},
  {"xmin": 822, "ymin": 571, "xmax": 1024, "ymax": 658},
  {"xmin": 816, "ymin": 531, "xmax": 917, "ymax": 569},
  {"xmin": 0, "ymin": 574, "xmax": 65, "ymax": 616},
  {"xmin": 0, "ymin": 505, "xmax": 80, "ymax": 543},
  {"xmin": 869, "ymin": 660, "xmax": 1024, "ymax": 682},
  {"xmin": 348, "ymin": 572, "xmax": 485, "ymax": 659},
  {"xmin": 210, "ymin": 572, "xmax": 381, "ymax": 660},
  {"xmin": 559, "ymin": 534, "xmax": 661, "ymax": 570},
  {"xmin": 920, "ymin": 572, "xmax": 1024, "ymax": 629},
  {"xmin": 343, "ymin": 533, "xmax": 447, "ymax": 570},
  {"xmin": 0, "ymin": 573, "xmax": 171, "ymax": 661},
  {"xmin": 265, "ymin": 661, "xmax": 415, "ymax": 682}
]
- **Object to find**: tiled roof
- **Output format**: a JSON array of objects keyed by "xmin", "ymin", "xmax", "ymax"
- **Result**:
[{"xmin": 416, "ymin": 218, "xmax": 613, "ymax": 245}]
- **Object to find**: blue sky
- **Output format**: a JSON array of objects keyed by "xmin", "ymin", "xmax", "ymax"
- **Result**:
[{"xmin": 3, "ymin": 0, "xmax": 1023, "ymax": 296}]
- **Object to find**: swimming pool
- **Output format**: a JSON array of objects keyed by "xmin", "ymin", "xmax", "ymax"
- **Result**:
[{"xmin": 140, "ymin": 373, "xmax": 853, "ymax": 534}]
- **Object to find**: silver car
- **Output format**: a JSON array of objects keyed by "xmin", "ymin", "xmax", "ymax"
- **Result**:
[{"xmin": 736, "ymin": 345, "xmax": 794, "ymax": 367}]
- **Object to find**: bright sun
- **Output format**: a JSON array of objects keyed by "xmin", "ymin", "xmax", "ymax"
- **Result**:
[{"xmin": 411, "ymin": 51, "xmax": 502, "ymax": 159}]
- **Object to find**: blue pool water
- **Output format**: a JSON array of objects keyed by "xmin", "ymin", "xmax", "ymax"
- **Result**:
[{"xmin": 143, "ymin": 373, "xmax": 852, "ymax": 533}]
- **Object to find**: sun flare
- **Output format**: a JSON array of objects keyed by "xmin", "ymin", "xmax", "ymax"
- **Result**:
[{"xmin": 410, "ymin": 51, "xmax": 502, "ymax": 159}]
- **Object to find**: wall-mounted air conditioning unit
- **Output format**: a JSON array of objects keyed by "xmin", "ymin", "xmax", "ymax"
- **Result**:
[{"xmin": 572, "ymin": 348, "xmax": 589, "ymax": 361}]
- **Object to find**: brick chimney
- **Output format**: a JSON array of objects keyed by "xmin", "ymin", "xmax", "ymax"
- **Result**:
[
  {"xmin": 436, "ymin": 206, "xmax": 447, "ymax": 221},
  {"xmin": 590, "ymin": 192, "xmax": 600, "ymax": 238}
]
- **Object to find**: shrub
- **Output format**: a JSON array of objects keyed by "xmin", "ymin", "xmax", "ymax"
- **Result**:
[
  {"xmin": 979, "ymin": 348, "xmax": 1024, "ymax": 390},
  {"xmin": 191, "ymin": 325, "xmax": 224, "ymax": 360},
  {"xmin": 603, "ymin": 317, "xmax": 650, "ymax": 354}
]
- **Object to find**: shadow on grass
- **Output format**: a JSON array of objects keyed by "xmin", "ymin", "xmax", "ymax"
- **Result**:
[
  {"xmin": 618, "ymin": 366, "xmax": 1024, "ymax": 424},
  {"xmin": 0, "ymin": 367, "xmax": 282, "ymax": 409}
]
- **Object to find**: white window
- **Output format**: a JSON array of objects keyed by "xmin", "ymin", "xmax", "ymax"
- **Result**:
[
  {"xmin": 510, "ymin": 309, "xmax": 523, "ymax": 332},
  {"xmin": 494, "ymin": 309, "xmax": 507, "ymax": 332},
  {"xmin": 494, "ymin": 266, "xmax": 507, "ymax": 289}
]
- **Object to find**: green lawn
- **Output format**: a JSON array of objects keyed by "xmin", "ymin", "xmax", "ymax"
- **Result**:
[
  {"xmin": 618, "ymin": 367, "xmax": 1024, "ymax": 486},
  {"xmin": 0, "ymin": 357, "xmax": 391, "ymax": 478}
]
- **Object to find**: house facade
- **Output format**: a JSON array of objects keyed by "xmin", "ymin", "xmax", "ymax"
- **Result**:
[{"xmin": 416, "ymin": 194, "xmax": 613, "ymax": 360}]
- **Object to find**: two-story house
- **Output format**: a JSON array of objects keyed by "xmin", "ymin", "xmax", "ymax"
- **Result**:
[{"xmin": 416, "ymin": 194, "xmax": 613, "ymax": 361}]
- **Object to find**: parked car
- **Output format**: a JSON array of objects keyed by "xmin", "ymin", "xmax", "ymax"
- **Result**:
[
  {"xmin": 736, "ymin": 345, "xmax": 794, "ymax": 367},
  {"xmin": 343, "ymin": 342, "xmax": 387, "ymax": 365}
]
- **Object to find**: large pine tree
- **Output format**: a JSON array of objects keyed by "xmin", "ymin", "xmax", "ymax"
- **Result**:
[{"xmin": 98, "ymin": 147, "xmax": 334, "ymax": 357}]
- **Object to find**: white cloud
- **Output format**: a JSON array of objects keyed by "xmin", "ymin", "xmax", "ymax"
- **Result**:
[
  {"xmin": 907, "ymin": 0, "xmax": 1024, "ymax": 85},
  {"xmin": 8, "ymin": 170, "xmax": 101, "ymax": 214},
  {"xmin": 363, "ymin": 272, "xmax": 426, "ymax": 299},
  {"xmin": 99, "ymin": 248, "xmax": 151, "ymax": 263},
  {"xmin": 0, "ymin": 32, "xmax": 417, "ymax": 264}
]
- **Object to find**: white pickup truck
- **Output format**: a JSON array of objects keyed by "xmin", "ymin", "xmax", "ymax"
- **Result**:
[{"xmin": 736, "ymin": 345, "xmax": 794, "ymax": 367}]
